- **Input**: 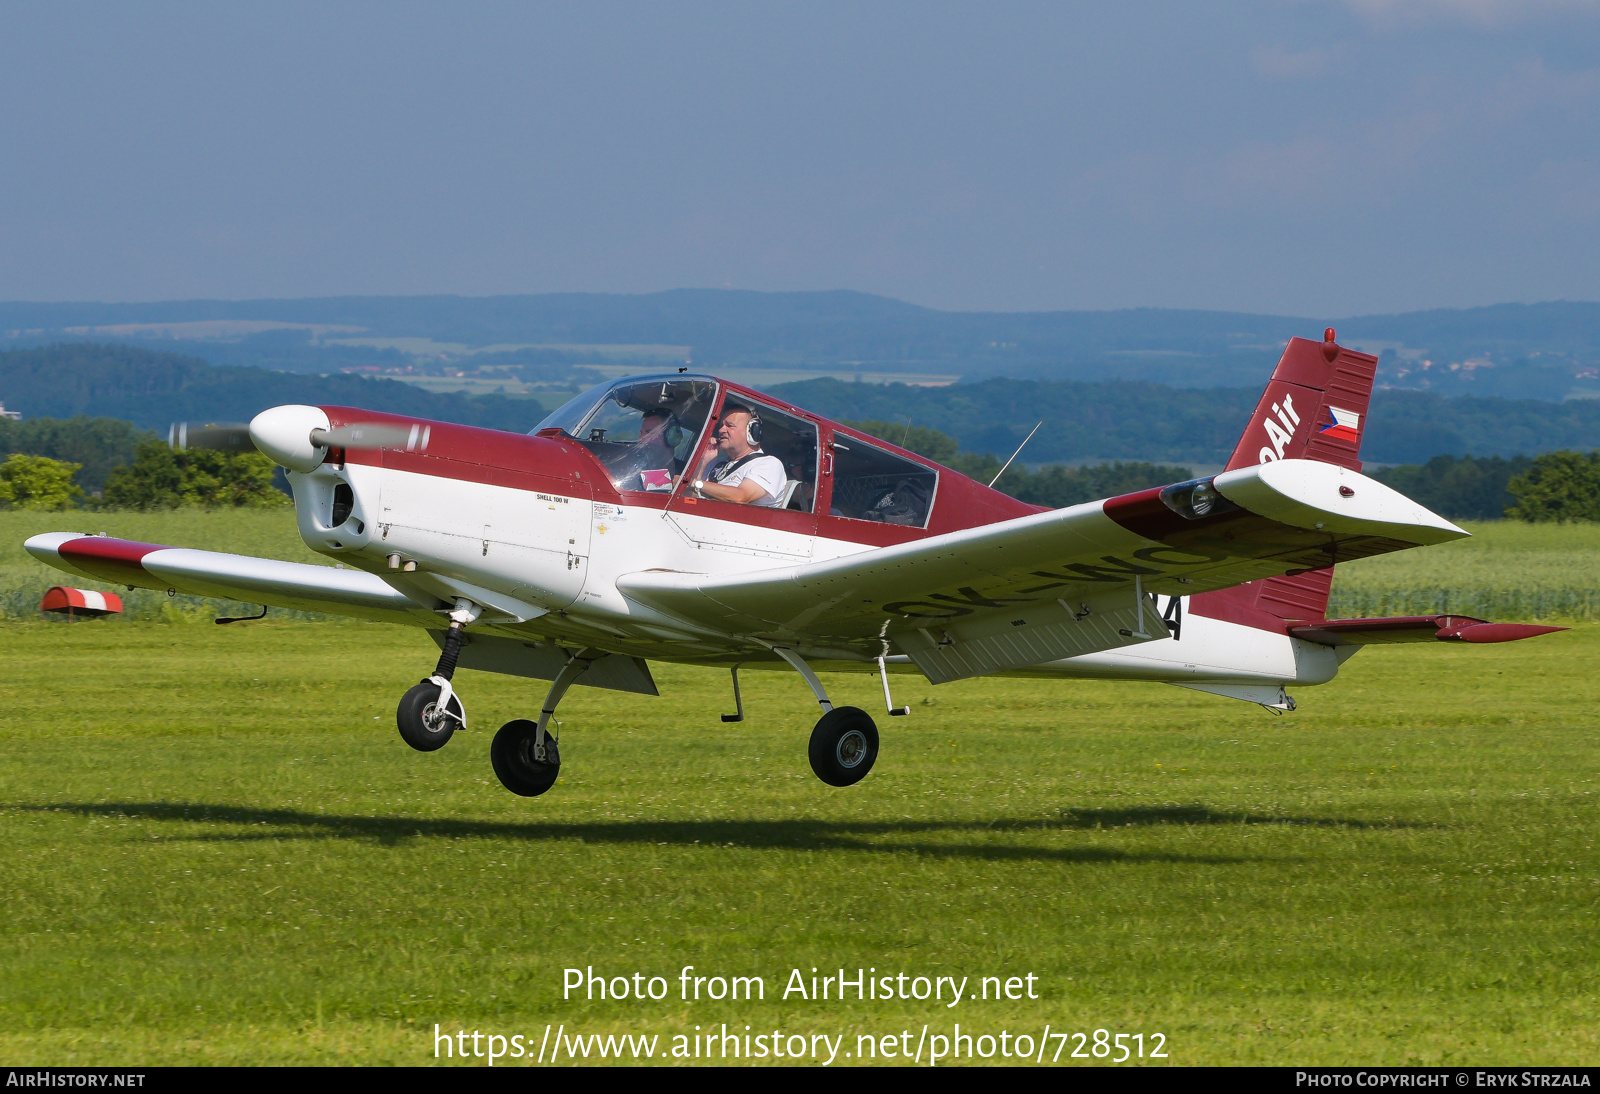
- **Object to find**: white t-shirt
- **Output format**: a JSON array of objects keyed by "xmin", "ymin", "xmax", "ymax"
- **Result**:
[{"xmin": 708, "ymin": 452, "xmax": 787, "ymax": 507}]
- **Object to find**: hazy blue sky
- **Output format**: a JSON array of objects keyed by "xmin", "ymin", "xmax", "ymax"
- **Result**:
[{"xmin": 3, "ymin": 1, "xmax": 1599, "ymax": 314}]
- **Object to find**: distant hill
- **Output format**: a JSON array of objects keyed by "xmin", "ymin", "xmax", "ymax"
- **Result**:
[
  {"xmin": 4, "ymin": 343, "xmax": 1597, "ymax": 469},
  {"xmin": 0, "ymin": 343, "xmax": 541, "ymax": 433},
  {"xmin": 6, "ymin": 291, "xmax": 1600, "ymax": 398}
]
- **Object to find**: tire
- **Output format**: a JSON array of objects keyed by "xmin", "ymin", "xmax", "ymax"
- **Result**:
[
  {"xmin": 807, "ymin": 706, "xmax": 879, "ymax": 787},
  {"xmin": 396, "ymin": 680, "xmax": 462, "ymax": 752},
  {"xmin": 490, "ymin": 719, "xmax": 562, "ymax": 797}
]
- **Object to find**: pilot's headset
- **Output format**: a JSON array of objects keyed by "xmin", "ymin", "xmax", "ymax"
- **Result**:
[
  {"xmin": 742, "ymin": 410, "xmax": 764, "ymax": 447},
  {"xmin": 719, "ymin": 403, "xmax": 763, "ymax": 447},
  {"xmin": 661, "ymin": 415, "xmax": 686, "ymax": 449}
]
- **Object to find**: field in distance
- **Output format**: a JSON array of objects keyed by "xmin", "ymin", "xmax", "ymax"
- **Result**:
[{"xmin": 0, "ymin": 513, "xmax": 1595, "ymax": 1065}]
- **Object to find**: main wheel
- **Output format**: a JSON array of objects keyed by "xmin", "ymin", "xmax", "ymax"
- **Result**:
[
  {"xmin": 808, "ymin": 706, "xmax": 879, "ymax": 787},
  {"xmin": 396, "ymin": 680, "xmax": 462, "ymax": 752},
  {"xmin": 490, "ymin": 719, "xmax": 562, "ymax": 797}
]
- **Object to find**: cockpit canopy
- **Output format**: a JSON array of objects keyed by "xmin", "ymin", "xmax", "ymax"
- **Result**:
[
  {"xmin": 535, "ymin": 376, "xmax": 718, "ymax": 493},
  {"xmin": 534, "ymin": 373, "xmax": 938, "ymax": 527}
]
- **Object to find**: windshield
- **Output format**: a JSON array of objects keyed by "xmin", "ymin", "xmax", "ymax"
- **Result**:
[
  {"xmin": 535, "ymin": 376, "xmax": 719, "ymax": 493},
  {"xmin": 534, "ymin": 381, "xmax": 614, "ymax": 437}
]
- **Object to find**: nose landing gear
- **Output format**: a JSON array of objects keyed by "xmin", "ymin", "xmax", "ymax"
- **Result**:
[{"xmin": 396, "ymin": 599, "xmax": 480, "ymax": 751}]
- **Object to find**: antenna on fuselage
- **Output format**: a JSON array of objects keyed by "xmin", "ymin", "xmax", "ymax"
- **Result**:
[{"xmin": 988, "ymin": 421, "xmax": 1042, "ymax": 488}]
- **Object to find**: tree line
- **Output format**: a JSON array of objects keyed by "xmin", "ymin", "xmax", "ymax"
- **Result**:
[
  {"xmin": 846, "ymin": 420, "xmax": 1600, "ymax": 523},
  {"xmin": 3, "ymin": 412, "xmax": 1599, "ymax": 521},
  {"xmin": 7, "ymin": 342, "xmax": 1600, "ymax": 468}
]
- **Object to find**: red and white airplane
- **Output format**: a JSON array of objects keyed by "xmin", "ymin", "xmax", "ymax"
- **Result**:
[{"xmin": 27, "ymin": 329, "xmax": 1561, "ymax": 796}]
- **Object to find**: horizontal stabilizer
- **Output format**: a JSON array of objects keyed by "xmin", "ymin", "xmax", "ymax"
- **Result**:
[{"xmin": 1288, "ymin": 615, "xmax": 1566, "ymax": 646}]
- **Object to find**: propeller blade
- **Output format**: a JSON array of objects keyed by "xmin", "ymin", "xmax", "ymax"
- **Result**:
[
  {"xmin": 309, "ymin": 422, "xmax": 430, "ymax": 451},
  {"xmin": 168, "ymin": 422, "xmax": 258, "ymax": 453}
]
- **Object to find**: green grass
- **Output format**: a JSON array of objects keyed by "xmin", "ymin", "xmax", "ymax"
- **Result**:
[
  {"xmin": 2, "ymin": 510, "xmax": 1597, "ymax": 1064},
  {"xmin": 0, "ymin": 620, "xmax": 1595, "ymax": 1065},
  {"xmin": 1329, "ymin": 520, "xmax": 1600, "ymax": 622}
]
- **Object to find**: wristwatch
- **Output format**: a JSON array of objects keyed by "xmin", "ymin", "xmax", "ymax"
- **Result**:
[{"xmin": 693, "ymin": 479, "xmax": 706, "ymax": 493}]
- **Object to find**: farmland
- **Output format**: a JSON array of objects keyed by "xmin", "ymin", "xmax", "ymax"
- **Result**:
[
  {"xmin": 0, "ymin": 511, "xmax": 1595, "ymax": 1065},
  {"xmin": 1326, "ymin": 520, "xmax": 1600, "ymax": 622}
]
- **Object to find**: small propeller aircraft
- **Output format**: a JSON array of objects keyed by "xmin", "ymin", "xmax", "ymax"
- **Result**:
[{"xmin": 27, "ymin": 329, "xmax": 1562, "ymax": 797}]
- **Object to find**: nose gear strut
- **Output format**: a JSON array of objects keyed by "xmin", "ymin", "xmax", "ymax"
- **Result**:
[{"xmin": 396, "ymin": 599, "xmax": 481, "ymax": 752}]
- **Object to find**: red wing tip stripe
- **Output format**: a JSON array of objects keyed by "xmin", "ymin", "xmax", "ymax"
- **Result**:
[{"xmin": 57, "ymin": 536, "xmax": 172, "ymax": 565}]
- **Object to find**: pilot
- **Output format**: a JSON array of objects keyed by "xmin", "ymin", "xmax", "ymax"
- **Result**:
[
  {"xmin": 693, "ymin": 406, "xmax": 786, "ymax": 507},
  {"xmin": 638, "ymin": 409, "xmax": 676, "ymax": 462}
]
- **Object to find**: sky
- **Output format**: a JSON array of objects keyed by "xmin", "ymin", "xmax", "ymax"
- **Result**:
[{"xmin": 2, "ymin": 1, "xmax": 1599, "ymax": 315}]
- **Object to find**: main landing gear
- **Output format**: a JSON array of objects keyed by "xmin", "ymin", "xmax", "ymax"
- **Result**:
[
  {"xmin": 395, "ymin": 596, "xmax": 601, "ymax": 799},
  {"xmin": 808, "ymin": 706, "xmax": 879, "ymax": 787},
  {"xmin": 489, "ymin": 648, "xmax": 602, "ymax": 797},
  {"xmin": 762, "ymin": 646, "xmax": 901, "ymax": 787}
]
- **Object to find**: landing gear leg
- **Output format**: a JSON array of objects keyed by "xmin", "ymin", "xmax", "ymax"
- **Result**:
[
  {"xmin": 396, "ymin": 599, "xmax": 480, "ymax": 752},
  {"xmin": 766, "ymin": 644, "xmax": 880, "ymax": 787},
  {"xmin": 720, "ymin": 664, "xmax": 745, "ymax": 723},
  {"xmin": 490, "ymin": 649, "xmax": 596, "ymax": 796}
]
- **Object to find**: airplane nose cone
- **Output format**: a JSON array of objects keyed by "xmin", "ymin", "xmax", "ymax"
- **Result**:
[{"xmin": 249, "ymin": 404, "xmax": 331, "ymax": 473}]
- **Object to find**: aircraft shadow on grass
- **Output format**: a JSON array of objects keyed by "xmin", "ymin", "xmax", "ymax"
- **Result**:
[
  {"xmin": 1054, "ymin": 805, "xmax": 1441, "ymax": 831},
  {"xmin": 15, "ymin": 800, "xmax": 1421, "ymax": 864}
]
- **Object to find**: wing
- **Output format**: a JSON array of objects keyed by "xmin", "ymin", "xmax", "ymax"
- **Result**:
[
  {"xmin": 25, "ymin": 532, "xmax": 440, "ymax": 625},
  {"xmin": 618, "ymin": 460, "xmax": 1468, "ymax": 682}
]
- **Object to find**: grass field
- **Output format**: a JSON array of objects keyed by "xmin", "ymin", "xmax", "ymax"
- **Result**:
[
  {"xmin": 1327, "ymin": 520, "xmax": 1600, "ymax": 622},
  {"xmin": 1, "ymin": 512, "xmax": 1596, "ymax": 1066}
]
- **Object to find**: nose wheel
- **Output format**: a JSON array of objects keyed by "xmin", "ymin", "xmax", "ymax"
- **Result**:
[{"xmin": 397, "ymin": 679, "xmax": 464, "ymax": 751}]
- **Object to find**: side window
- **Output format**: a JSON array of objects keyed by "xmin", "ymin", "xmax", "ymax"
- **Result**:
[
  {"xmin": 690, "ymin": 399, "xmax": 819, "ymax": 512},
  {"xmin": 829, "ymin": 435, "xmax": 938, "ymax": 527}
]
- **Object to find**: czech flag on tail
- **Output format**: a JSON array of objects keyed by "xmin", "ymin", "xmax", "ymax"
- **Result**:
[{"xmin": 1319, "ymin": 406, "xmax": 1360, "ymax": 443}]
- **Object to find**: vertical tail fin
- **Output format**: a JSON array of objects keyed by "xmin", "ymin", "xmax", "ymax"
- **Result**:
[
  {"xmin": 1195, "ymin": 330, "xmax": 1379, "ymax": 630},
  {"xmin": 1224, "ymin": 329, "xmax": 1377, "ymax": 473}
]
